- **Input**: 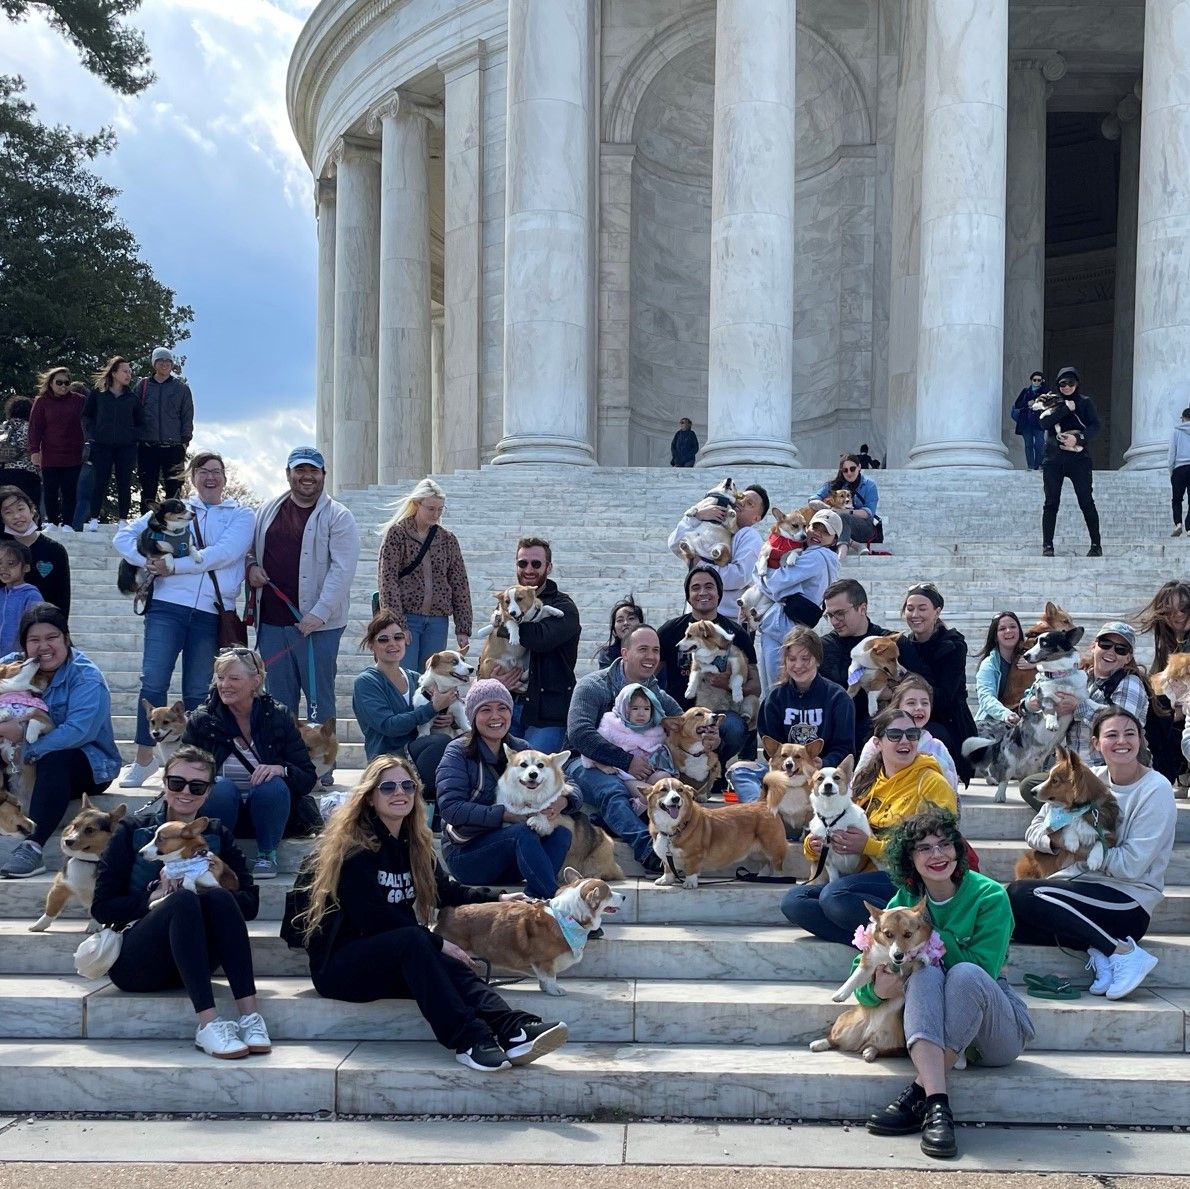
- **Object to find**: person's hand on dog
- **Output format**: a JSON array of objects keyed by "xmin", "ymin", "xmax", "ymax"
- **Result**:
[
  {"xmin": 540, "ymin": 796, "xmax": 567, "ymax": 822},
  {"xmin": 1004, "ymin": 710, "xmax": 1021, "ymax": 725},
  {"xmin": 873, "ymin": 964, "xmax": 903, "ymax": 1000},
  {"xmin": 149, "ymin": 876, "xmax": 182, "ymax": 906},
  {"xmin": 500, "ymin": 891, "xmax": 532, "ymax": 902},
  {"xmin": 628, "ymin": 755, "xmax": 654, "ymax": 781},
  {"xmin": 695, "ymin": 504, "xmax": 728, "ymax": 524},
  {"xmin": 247, "ymin": 563, "xmax": 269, "ymax": 589},
  {"xmin": 829, "ymin": 826, "xmax": 869, "ymax": 856},
  {"xmin": 430, "ymin": 687, "xmax": 459, "ymax": 711},
  {"xmin": 700, "ymin": 722, "xmax": 721, "ymax": 751},
  {"xmin": 1051, "ymin": 690, "xmax": 1079, "ymax": 715},
  {"xmin": 703, "ymin": 672, "xmax": 731, "ymax": 690},
  {"xmin": 806, "ymin": 834, "xmax": 824, "ymax": 856},
  {"xmin": 144, "ymin": 556, "xmax": 171, "ymax": 577},
  {"xmin": 431, "ymin": 711, "xmax": 455, "ymax": 731},
  {"xmin": 492, "ymin": 666, "xmax": 523, "ymax": 691}
]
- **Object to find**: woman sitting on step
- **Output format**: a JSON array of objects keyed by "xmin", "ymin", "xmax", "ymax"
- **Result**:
[
  {"xmin": 294, "ymin": 753, "xmax": 568, "ymax": 1073},
  {"xmin": 812, "ymin": 453, "xmax": 879, "ymax": 559},
  {"xmin": 92, "ymin": 744, "xmax": 269, "ymax": 1060},
  {"xmin": 862, "ymin": 806, "xmax": 1034, "ymax": 1161},
  {"xmin": 854, "ymin": 676, "xmax": 959, "ymax": 793},
  {"xmin": 1007, "ymin": 707, "xmax": 1177, "ymax": 1002}
]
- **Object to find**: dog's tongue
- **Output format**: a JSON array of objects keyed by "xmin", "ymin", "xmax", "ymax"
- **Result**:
[
  {"xmin": 602, "ymin": 906, "xmax": 618, "ymax": 914},
  {"xmin": 664, "ymin": 802, "xmax": 681, "ymax": 820}
]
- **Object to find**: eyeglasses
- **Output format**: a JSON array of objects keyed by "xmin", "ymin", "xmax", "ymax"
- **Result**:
[
  {"xmin": 1095, "ymin": 639, "xmax": 1132, "ymax": 656},
  {"xmin": 882, "ymin": 727, "xmax": 922, "ymax": 743},
  {"xmin": 378, "ymin": 780, "xmax": 418, "ymax": 794},
  {"xmin": 912, "ymin": 842, "xmax": 956, "ymax": 859},
  {"xmin": 50, "ymin": 379, "xmax": 69, "ymax": 388},
  {"xmin": 194, "ymin": 466, "xmax": 225, "ymax": 478},
  {"xmin": 374, "ymin": 633, "xmax": 405, "ymax": 645},
  {"xmin": 516, "ymin": 559, "xmax": 545, "ymax": 570},
  {"xmin": 824, "ymin": 608, "xmax": 853, "ymax": 621},
  {"xmin": 1058, "ymin": 380, "xmax": 1077, "ymax": 389},
  {"xmin": 164, "ymin": 776, "xmax": 212, "ymax": 796}
]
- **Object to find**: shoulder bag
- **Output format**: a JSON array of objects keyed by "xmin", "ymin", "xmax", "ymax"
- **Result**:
[
  {"xmin": 192, "ymin": 518, "xmax": 248, "ymax": 647},
  {"xmin": 74, "ymin": 924, "xmax": 128, "ymax": 978},
  {"xmin": 372, "ymin": 525, "xmax": 438, "ymax": 616}
]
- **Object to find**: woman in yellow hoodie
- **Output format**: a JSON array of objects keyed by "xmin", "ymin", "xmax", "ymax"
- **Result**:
[{"xmin": 780, "ymin": 706, "xmax": 957, "ymax": 942}]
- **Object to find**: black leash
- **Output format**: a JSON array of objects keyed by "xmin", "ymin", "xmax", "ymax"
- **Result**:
[{"xmin": 808, "ymin": 807, "xmax": 849, "ymax": 882}]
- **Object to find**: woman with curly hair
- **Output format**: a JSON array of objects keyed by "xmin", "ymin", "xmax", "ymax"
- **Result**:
[
  {"xmin": 294, "ymin": 754, "xmax": 568, "ymax": 1073},
  {"xmin": 862, "ymin": 806, "xmax": 1033, "ymax": 1159}
]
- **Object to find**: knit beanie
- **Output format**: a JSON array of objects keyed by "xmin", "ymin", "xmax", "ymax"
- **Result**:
[
  {"xmin": 685, "ymin": 565, "xmax": 723, "ymax": 602},
  {"xmin": 464, "ymin": 678, "xmax": 514, "ymax": 723}
]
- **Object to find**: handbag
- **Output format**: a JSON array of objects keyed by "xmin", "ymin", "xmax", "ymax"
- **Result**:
[
  {"xmin": 780, "ymin": 592, "xmax": 824, "ymax": 628},
  {"xmin": 192, "ymin": 517, "xmax": 248, "ymax": 647},
  {"xmin": 74, "ymin": 925, "xmax": 126, "ymax": 979},
  {"xmin": 372, "ymin": 525, "xmax": 438, "ymax": 616}
]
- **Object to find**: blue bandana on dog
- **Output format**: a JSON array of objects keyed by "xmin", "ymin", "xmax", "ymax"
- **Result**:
[
  {"xmin": 1040, "ymin": 802, "xmax": 1091, "ymax": 832},
  {"xmin": 545, "ymin": 904, "xmax": 590, "ymax": 957}
]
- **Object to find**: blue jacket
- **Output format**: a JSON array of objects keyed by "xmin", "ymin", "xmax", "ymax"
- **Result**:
[
  {"xmin": 352, "ymin": 665, "xmax": 436, "ymax": 761},
  {"xmin": 0, "ymin": 583, "xmax": 44, "ymax": 655},
  {"xmin": 814, "ymin": 475, "xmax": 879, "ymax": 516},
  {"xmin": 975, "ymin": 651, "xmax": 1016, "ymax": 723},
  {"xmin": 1011, "ymin": 386, "xmax": 1044, "ymax": 433},
  {"xmin": 757, "ymin": 674, "xmax": 855, "ymax": 767},
  {"xmin": 12, "ymin": 647, "xmax": 120, "ymax": 780}
]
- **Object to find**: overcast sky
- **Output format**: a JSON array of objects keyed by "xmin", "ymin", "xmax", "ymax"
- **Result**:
[{"xmin": 1, "ymin": 0, "xmax": 318, "ymax": 497}]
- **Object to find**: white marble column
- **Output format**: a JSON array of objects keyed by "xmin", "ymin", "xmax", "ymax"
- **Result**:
[
  {"xmin": 1129, "ymin": 0, "xmax": 1190, "ymax": 468},
  {"xmin": 909, "ymin": 0, "xmax": 1011, "ymax": 468},
  {"xmin": 314, "ymin": 177, "xmax": 336, "ymax": 474},
  {"xmin": 431, "ymin": 312, "xmax": 445, "ymax": 471},
  {"xmin": 331, "ymin": 137, "xmax": 381, "ymax": 492},
  {"xmin": 493, "ymin": 0, "xmax": 595, "ymax": 466},
  {"xmin": 439, "ymin": 39, "xmax": 487, "ymax": 473},
  {"xmin": 699, "ymin": 0, "xmax": 799, "ymax": 468},
  {"xmin": 370, "ymin": 93, "xmax": 436, "ymax": 485},
  {"xmin": 1002, "ymin": 59, "xmax": 1047, "ymax": 465},
  {"xmin": 1110, "ymin": 91, "xmax": 1141, "ymax": 468}
]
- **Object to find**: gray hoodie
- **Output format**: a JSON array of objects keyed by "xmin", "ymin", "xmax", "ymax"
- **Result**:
[{"xmin": 1170, "ymin": 422, "xmax": 1190, "ymax": 471}]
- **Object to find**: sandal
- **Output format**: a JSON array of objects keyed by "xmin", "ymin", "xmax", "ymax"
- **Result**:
[{"xmin": 1023, "ymin": 972, "xmax": 1088, "ymax": 1000}]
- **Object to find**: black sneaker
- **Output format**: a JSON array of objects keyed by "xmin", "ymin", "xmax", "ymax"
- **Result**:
[
  {"xmin": 866, "ymin": 1080, "xmax": 926, "ymax": 1135},
  {"xmin": 455, "ymin": 1039, "xmax": 511, "ymax": 1072},
  {"xmin": 920, "ymin": 1098, "xmax": 958, "ymax": 1159},
  {"xmin": 503, "ymin": 1020, "xmax": 569, "ymax": 1066},
  {"xmin": 1087, "ymin": 544, "xmax": 1103, "ymax": 557},
  {"xmin": 1042, "ymin": 545, "xmax": 1055, "ymax": 557},
  {"xmin": 587, "ymin": 926, "xmax": 605, "ymax": 941},
  {"xmin": 638, "ymin": 852, "xmax": 663, "ymax": 876}
]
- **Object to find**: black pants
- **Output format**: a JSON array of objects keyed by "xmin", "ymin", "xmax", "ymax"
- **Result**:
[
  {"xmin": 30, "ymin": 748, "xmax": 111, "ymax": 846},
  {"xmin": 89, "ymin": 443, "xmax": 138, "ymax": 519},
  {"xmin": 1041, "ymin": 451, "xmax": 1100, "ymax": 548},
  {"xmin": 1007, "ymin": 879, "xmax": 1150, "ymax": 952},
  {"xmin": 138, "ymin": 444, "xmax": 186, "ymax": 509},
  {"xmin": 109, "ymin": 888, "xmax": 256, "ymax": 1014},
  {"xmin": 408, "ymin": 733, "xmax": 450, "ymax": 799},
  {"xmin": 1172, "ymin": 464, "xmax": 1190, "ymax": 529},
  {"xmin": 41, "ymin": 465, "xmax": 80, "ymax": 526},
  {"xmin": 0, "ymin": 469, "xmax": 40, "ymax": 507},
  {"xmin": 313, "ymin": 927, "xmax": 533, "ymax": 1052}
]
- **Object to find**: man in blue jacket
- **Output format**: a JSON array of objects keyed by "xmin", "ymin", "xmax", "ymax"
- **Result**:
[{"xmin": 1011, "ymin": 370, "xmax": 1047, "ymax": 471}]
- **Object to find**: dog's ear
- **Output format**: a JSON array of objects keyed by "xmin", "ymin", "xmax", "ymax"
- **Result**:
[
  {"xmin": 1044, "ymin": 600, "xmax": 1061, "ymax": 620},
  {"xmin": 549, "ymin": 749, "xmax": 571, "ymax": 770},
  {"xmin": 80, "ymin": 792, "xmax": 93, "ymax": 811},
  {"xmin": 1067, "ymin": 626, "xmax": 1085, "ymax": 646},
  {"xmin": 836, "ymin": 755, "xmax": 854, "ymax": 781},
  {"xmin": 561, "ymin": 866, "xmax": 582, "ymax": 884},
  {"xmin": 141, "ymin": 697, "xmax": 156, "ymax": 717},
  {"xmin": 883, "ymin": 630, "xmax": 901, "ymax": 640},
  {"xmin": 805, "ymin": 738, "xmax": 825, "ymax": 761},
  {"xmin": 503, "ymin": 743, "xmax": 518, "ymax": 762},
  {"xmin": 109, "ymin": 804, "xmax": 128, "ymax": 824},
  {"xmin": 861, "ymin": 900, "xmax": 883, "ymax": 923},
  {"xmin": 660, "ymin": 715, "xmax": 683, "ymax": 734},
  {"xmin": 170, "ymin": 700, "xmax": 185, "ymax": 715},
  {"xmin": 184, "ymin": 817, "xmax": 209, "ymax": 834},
  {"xmin": 761, "ymin": 735, "xmax": 781, "ymax": 759},
  {"xmin": 912, "ymin": 895, "xmax": 930, "ymax": 916},
  {"xmin": 770, "ymin": 506, "xmax": 784, "ymax": 523}
]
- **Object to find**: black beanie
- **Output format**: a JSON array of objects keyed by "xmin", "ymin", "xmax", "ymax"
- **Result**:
[{"xmin": 685, "ymin": 565, "xmax": 723, "ymax": 602}]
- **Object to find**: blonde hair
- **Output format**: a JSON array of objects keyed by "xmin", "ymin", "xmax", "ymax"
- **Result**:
[
  {"xmin": 387, "ymin": 477, "xmax": 446, "ymax": 530},
  {"xmin": 92, "ymin": 356, "xmax": 130, "ymax": 392},
  {"xmin": 297, "ymin": 755, "xmax": 438, "ymax": 940},
  {"xmin": 212, "ymin": 648, "xmax": 265, "ymax": 694},
  {"xmin": 34, "ymin": 367, "xmax": 70, "ymax": 398}
]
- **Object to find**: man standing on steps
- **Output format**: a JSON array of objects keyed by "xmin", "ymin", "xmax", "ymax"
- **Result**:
[
  {"xmin": 136, "ymin": 348, "xmax": 193, "ymax": 510},
  {"xmin": 667, "ymin": 483, "xmax": 769, "ymax": 620},
  {"xmin": 488, "ymin": 536, "xmax": 581, "ymax": 752},
  {"xmin": 669, "ymin": 417, "xmax": 699, "ymax": 467},
  {"xmin": 818, "ymin": 577, "xmax": 887, "ymax": 753},
  {"xmin": 657, "ymin": 565, "xmax": 759, "ymax": 768},
  {"xmin": 247, "ymin": 447, "xmax": 359, "ymax": 785}
]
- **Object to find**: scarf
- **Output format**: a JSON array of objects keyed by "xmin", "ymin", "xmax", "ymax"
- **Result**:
[{"xmin": 545, "ymin": 904, "xmax": 590, "ymax": 957}]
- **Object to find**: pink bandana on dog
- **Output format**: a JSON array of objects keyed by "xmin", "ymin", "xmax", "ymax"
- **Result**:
[{"xmin": 853, "ymin": 922, "xmax": 946, "ymax": 966}]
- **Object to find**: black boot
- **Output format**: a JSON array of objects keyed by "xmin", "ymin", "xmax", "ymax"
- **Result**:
[
  {"xmin": 920, "ymin": 1095, "xmax": 958, "ymax": 1159},
  {"xmin": 866, "ymin": 1080, "xmax": 926, "ymax": 1135}
]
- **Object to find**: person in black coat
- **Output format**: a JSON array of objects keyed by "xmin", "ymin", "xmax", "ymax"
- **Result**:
[
  {"xmin": 1010, "ymin": 371, "xmax": 1047, "ymax": 471},
  {"xmin": 91, "ymin": 744, "xmax": 269, "ymax": 1059},
  {"xmin": 670, "ymin": 418, "xmax": 699, "ymax": 467},
  {"xmin": 898, "ymin": 583, "xmax": 977, "ymax": 785},
  {"xmin": 1039, "ymin": 365, "xmax": 1102, "ymax": 558},
  {"xmin": 818, "ymin": 577, "xmax": 887, "ymax": 753}
]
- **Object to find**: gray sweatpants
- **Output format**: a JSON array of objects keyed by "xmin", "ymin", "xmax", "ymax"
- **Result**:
[{"xmin": 903, "ymin": 962, "xmax": 1035, "ymax": 1065}]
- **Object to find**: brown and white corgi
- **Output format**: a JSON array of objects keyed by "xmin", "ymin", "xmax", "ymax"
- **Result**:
[
  {"xmin": 29, "ymin": 795, "xmax": 127, "ymax": 932},
  {"xmin": 143, "ymin": 698, "xmax": 187, "ymax": 768},
  {"xmin": 755, "ymin": 736, "xmax": 821, "ymax": 836},
  {"xmin": 1152, "ymin": 652, "xmax": 1190, "ymax": 716},
  {"xmin": 0, "ymin": 788, "xmax": 34, "ymax": 839},
  {"xmin": 676, "ymin": 619, "xmax": 757, "ymax": 727},
  {"xmin": 846, "ymin": 633, "xmax": 905, "ymax": 718},
  {"xmin": 436, "ymin": 867, "xmax": 624, "ymax": 995},
  {"xmin": 661, "ymin": 707, "xmax": 724, "ymax": 802},
  {"xmin": 476, "ymin": 586, "xmax": 565, "ymax": 690},
  {"xmin": 138, "ymin": 818, "xmax": 240, "ymax": 894},
  {"xmin": 495, "ymin": 747, "xmax": 571, "ymax": 836},
  {"xmin": 297, "ymin": 718, "xmax": 339, "ymax": 782},
  {"xmin": 412, "ymin": 650, "xmax": 474, "ymax": 736},
  {"xmin": 807, "ymin": 756, "xmax": 871, "ymax": 882},
  {"xmin": 559, "ymin": 812, "xmax": 624, "ymax": 882},
  {"xmin": 647, "ymin": 777, "xmax": 787, "ymax": 889},
  {"xmin": 1001, "ymin": 601, "xmax": 1075, "ymax": 708},
  {"xmin": 675, "ymin": 478, "xmax": 740, "ymax": 566}
]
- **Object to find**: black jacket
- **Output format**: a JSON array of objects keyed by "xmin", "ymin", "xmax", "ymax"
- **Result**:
[
  {"xmin": 1039, "ymin": 392, "xmax": 1099, "ymax": 463},
  {"xmin": 82, "ymin": 388, "xmax": 145, "ymax": 447},
  {"xmin": 898, "ymin": 624, "xmax": 977, "ymax": 784},
  {"xmin": 92, "ymin": 802, "xmax": 259, "ymax": 929},
  {"xmin": 657, "ymin": 612, "xmax": 756, "ymax": 709},
  {"xmin": 670, "ymin": 429, "xmax": 699, "ymax": 467},
  {"xmin": 820, "ymin": 619, "xmax": 887, "ymax": 752},
  {"xmin": 182, "ymin": 691, "xmax": 320, "ymax": 835},
  {"xmin": 517, "ymin": 578, "xmax": 581, "ymax": 729}
]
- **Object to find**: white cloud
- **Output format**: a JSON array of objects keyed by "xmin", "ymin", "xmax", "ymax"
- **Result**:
[{"xmin": 198, "ymin": 406, "xmax": 316, "ymax": 503}]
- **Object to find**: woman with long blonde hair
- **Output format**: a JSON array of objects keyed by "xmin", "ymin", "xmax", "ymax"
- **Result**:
[{"xmin": 296, "ymin": 754, "xmax": 568, "ymax": 1072}]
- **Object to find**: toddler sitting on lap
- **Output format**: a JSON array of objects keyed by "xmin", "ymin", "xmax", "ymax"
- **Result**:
[{"xmin": 581, "ymin": 683, "xmax": 673, "ymax": 813}]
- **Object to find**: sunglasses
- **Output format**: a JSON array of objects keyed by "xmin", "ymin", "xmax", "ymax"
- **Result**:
[
  {"xmin": 1058, "ymin": 380, "xmax": 1077, "ymax": 388},
  {"xmin": 51, "ymin": 379, "xmax": 70, "ymax": 388},
  {"xmin": 378, "ymin": 780, "xmax": 418, "ymax": 794},
  {"xmin": 516, "ymin": 559, "xmax": 545, "ymax": 570},
  {"xmin": 882, "ymin": 727, "xmax": 922, "ymax": 743},
  {"xmin": 1095, "ymin": 639, "xmax": 1132, "ymax": 656},
  {"xmin": 164, "ymin": 776, "xmax": 212, "ymax": 796},
  {"xmin": 374, "ymin": 633, "xmax": 406, "ymax": 644}
]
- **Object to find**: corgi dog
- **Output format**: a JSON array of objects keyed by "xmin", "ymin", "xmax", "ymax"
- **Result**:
[
  {"xmin": 755, "ymin": 736, "xmax": 821, "ymax": 836},
  {"xmin": 738, "ymin": 506, "xmax": 812, "ymax": 629},
  {"xmin": 495, "ymin": 747, "xmax": 571, "ymax": 835},
  {"xmin": 1014, "ymin": 747, "xmax": 1119, "ymax": 880},
  {"xmin": 475, "ymin": 586, "xmax": 565, "ymax": 691},
  {"xmin": 138, "ymin": 818, "xmax": 240, "ymax": 894},
  {"xmin": 810, "ymin": 899, "xmax": 945, "ymax": 1062},
  {"xmin": 0, "ymin": 788, "xmax": 34, "ymax": 839},
  {"xmin": 660, "ymin": 707, "xmax": 724, "ymax": 802},
  {"xmin": 818, "ymin": 488, "xmax": 855, "ymax": 515},
  {"xmin": 29, "ymin": 795, "xmax": 127, "ymax": 932},
  {"xmin": 412, "ymin": 650, "xmax": 474, "ymax": 736},
  {"xmin": 806, "ymin": 757, "xmax": 871, "ymax": 881},
  {"xmin": 117, "ymin": 499, "xmax": 202, "ymax": 610},
  {"xmin": 1023, "ymin": 626, "xmax": 1088, "ymax": 732},
  {"xmin": 559, "ymin": 812, "xmax": 624, "ymax": 882},
  {"xmin": 142, "ymin": 698, "xmax": 187, "ymax": 767},
  {"xmin": 675, "ymin": 478, "xmax": 740, "ymax": 566},
  {"xmin": 677, "ymin": 619, "xmax": 758, "ymax": 727},
  {"xmin": 647, "ymin": 778, "xmax": 787, "ymax": 889},
  {"xmin": 1152, "ymin": 652, "xmax": 1190, "ymax": 715},
  {"xmin": 297, "ymin": 718, "xmax": 339, "ymax": 781},
  {"xmin": 437, "ymin": 867, "xmax": 624, "ymax": 996},
  {"xmin": 0, "ymin": 657, "xmax": 53, "ymax": 797},
  {"xmin": 846, "ymin": 633, "xmax": 905, "ymax": 718},
  {"xmin": 1002, "ymin": 601, "xmax": 1075, "ymax": 707}
]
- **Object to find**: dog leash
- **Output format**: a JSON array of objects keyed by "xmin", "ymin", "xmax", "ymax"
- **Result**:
[
  {"xmin": 259, "ymin": 581, "xmax": 319, "ymax": 720},
  {"xmin": 807, "ymin": 808, "xmax": 850, "ymax": 883}
]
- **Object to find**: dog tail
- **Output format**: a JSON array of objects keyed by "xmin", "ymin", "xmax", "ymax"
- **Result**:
[
  {"xmin": 116, "ymin": 560, "xmax": 141, "ymax": 597},
  {"xmin": 960, "ymin": 735, "xmax": 997, "ymax": 770}
]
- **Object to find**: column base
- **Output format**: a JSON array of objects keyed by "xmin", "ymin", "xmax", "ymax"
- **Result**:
[
  {"xmin": 696, "ymin": 438, "xmax": 801, "ymax": 468},
  {"xmin": 1121, "ymin": 440, "xmax": 1166, "ymax": 470},
  {"xmin": 491, "ymin": 434, "xmax": 596, "ymax": 466},
  {"xmin": 907, "ymin": 439, "xmax": 1012, "ymax": 469}
]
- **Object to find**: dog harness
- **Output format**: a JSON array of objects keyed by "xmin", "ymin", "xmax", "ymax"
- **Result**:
[
  {"xmin": 766, "ymin": 533, "xmax": 801, "ymax": 567},
  {"xmin": 808, "ymin": 808, "xmax": 851, "ymax": 882},
  {"xmin": 544, "ymin": 904, "xmax": 590, "ymax": 958},
  {"xmin": 161, "ymin": 854, "xmax": 212, "ymax": 883}
]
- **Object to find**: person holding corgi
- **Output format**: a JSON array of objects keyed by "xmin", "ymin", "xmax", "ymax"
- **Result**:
[
  {"xmin": 812, "ymin": 454, "xmax": 879, "ymax": 557},
  {"xmin": 1038, "ymin": 365, "xmax": 1102, "ymax": 558}
]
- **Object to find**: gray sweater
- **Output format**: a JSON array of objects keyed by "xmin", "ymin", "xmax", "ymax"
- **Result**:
[{"xmin": 1170, "ymin": 422, "xmax": 1190, "ymax": 471}]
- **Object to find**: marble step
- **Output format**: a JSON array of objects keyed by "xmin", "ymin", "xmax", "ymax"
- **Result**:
[{"xmin": 3, "ymin": 974, "xmax": 1182, "ymax": 1053}]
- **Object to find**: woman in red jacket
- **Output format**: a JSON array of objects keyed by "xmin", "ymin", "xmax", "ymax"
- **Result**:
[{"xmin": 28, "ymin": 366, "xmax": 85, "ymax": 530}]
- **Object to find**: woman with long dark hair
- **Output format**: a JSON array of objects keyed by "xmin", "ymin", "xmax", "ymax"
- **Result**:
[
  {"xmin": 594, "ymin": 596, "xmax": 644, "ymax": 668},
  {"xmin": 28, "ymin": 366, "xmax": 84, "ymax": 529},
  {"xmin": 813, "ymin": 454, "xmax": 879, "ymax": 558},
  {"xmin": 82, "ymin": 356, "xmax": 144, "ymax": 527}
]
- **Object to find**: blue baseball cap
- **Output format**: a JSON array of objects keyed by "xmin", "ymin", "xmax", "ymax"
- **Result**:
[{"xmin": 287, "ymin": 446, "xmax": 325, "ymax": 470}]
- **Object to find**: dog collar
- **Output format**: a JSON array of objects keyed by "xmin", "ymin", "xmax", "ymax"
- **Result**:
[
  {"xmin": 161, "ymin": 855, "xmax": 211, "ymax": 881},
  {"xmin": 710, "ymin": 655, "xmax": 730, "ymax": 673},
  {"xmin": 545, "ymin": 904, "xmax": 589, "ymax": 957}
]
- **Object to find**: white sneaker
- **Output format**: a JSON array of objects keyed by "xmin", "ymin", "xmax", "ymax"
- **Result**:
[
  {"xmin": 1085, "ymin": 947, "xmax": 1112, "ymax": 995},
  {"xmin": 236, "ymin": 1012, "xmax": 272, "ymax": 1054},
  {"xmin": 57, "ymin": 524, "xmax": 75, "ymax": 534},
  {"xmin": 195, "ymin": 1018, "xmax": 249, "ymax": 1059},
  {"xmin": 84, "ymin": 519, "xmax": 99, "ymax": 532},
  {"xmin": 1105, "ymin": 938, "xmax": 1158, "ymax": 1000},
  {"xmin": 119, "ymin": 759, "xmax": 159, "ymax": 788}
]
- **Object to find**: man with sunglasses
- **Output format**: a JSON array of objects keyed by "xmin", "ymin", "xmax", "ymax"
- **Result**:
[{"xmin": 1037, "ymin": 365, "xmax": 1102, "ymax": 558}]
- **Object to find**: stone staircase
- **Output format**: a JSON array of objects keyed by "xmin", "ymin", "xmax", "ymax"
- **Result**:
[{"xmin": 0, "ymin": 465, "xmax": 1186, "ymax": 1121}]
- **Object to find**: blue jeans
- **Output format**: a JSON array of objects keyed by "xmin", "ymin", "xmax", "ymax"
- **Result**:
[
  {"xmin": 405, "ymin": 613, "xmax": 449, "ymax": 673},
  {"xmin": 717, "ymin": 711, "xmax": 750, "ymax": 764},
  {"xmin": 566, "ymin": 758, "xmax": 652, "ymax": 863},
  {"xmin": 1022, "ymin": 428, "xmax": 1045, "ymax": 470},
  {"xmin": 136, "ymin": 602, "xmax": 220, "ymax": 747},
  {"xmin": 256, "ymin": 623, "xmax": 345, "ymax": 725},
  {"xmin": 444, "ymin": 823, "xmax": 572, "ymax": 900},
  {"xmin": 510, "ymin": 703, "xmax": 566, "ymax": 753},
  {"xmin": 780, "ymin": 870, "xmax": 895, "ymax": 945},
  {"xmin": 70, "ymin": 461, "xmax": 95, "ymax": 532},
  {"xmin": 205, "ymin": 776, "xmax": 290, "ymax": 854},
  {"xmin": 725, "ymin": 759, "xmax": 764, "ymax": 803}
]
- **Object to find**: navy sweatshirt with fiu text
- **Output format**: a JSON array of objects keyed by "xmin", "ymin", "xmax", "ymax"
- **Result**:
[{"xmin": 756, "ymin": 673, "xmax": 855, "ymax": 766}]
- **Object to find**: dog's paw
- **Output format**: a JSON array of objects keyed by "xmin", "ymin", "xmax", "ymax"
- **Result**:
[
  {"xmin": 654, "ymin": 873, "xmax": 677, "ymax": 887},
  {"xmin": 862, "ymin": 1046, "xmax": 879, "ymax": 1062},
  {"xmin": 993, "ymin": 784, "xmax": 1007, "ymax": 804},
  {"xmin": 190, "ymin": 549, "xmax": 204, "ymax": 565},
  {"xmin": 526, "ymin": 814, "xmax": 552, "ymax": 836},
  {"xmin": 808, "ymin": 1038, "xmax": 831, "ymax": 1053},
  {"xmin": 540, "ymin": 982, "xmax": 567, "ymax": 996},
  {"xmin": 682, "ymin": 876, "xmax": 699, "ymax": 890},
  {"xmin": 159, "ymin": 555, "xmax": 176, "ymax": 574},
  {"xmin": 1085, "ymin": 841, "xmax": 1106, "ymax": 872},
  {"xmin": 28, "ymin": 915, "xmax": 51, "ymax": 933},
  {"xmin": 831, "ymin": 988, "xmax": 849, "ymax": 1004}
]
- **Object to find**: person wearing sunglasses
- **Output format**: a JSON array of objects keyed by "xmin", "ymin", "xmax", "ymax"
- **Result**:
[
  {"xmin": 811, "ymin": 453, "xmax": 880, "ymax": 559},
  {"xmin": 296, "ymin": 753, "xmax": 567, "ymax": 1073},
  {"xmin": 28, "ymin": 365, "xmax": 85, "ymax": 531},
  {"xmin": 1010, "ymin": 370, "xmax": 1047, "ymax": 471},
  {"xmin": 780, "ymin": 706, "xmax": 956, "ymax": 943},
  {"xmin": 1037, "ymin": 365, "xmax": 1102, "ymax": 558},
  {"xmin": 91, "ymin": 744, "xmax": 268, "ymax": 1061}
]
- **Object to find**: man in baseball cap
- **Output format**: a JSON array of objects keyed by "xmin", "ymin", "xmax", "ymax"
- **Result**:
[{"xmin": 137, "ymin": 346, "xmax": 193, "ymax": 508}]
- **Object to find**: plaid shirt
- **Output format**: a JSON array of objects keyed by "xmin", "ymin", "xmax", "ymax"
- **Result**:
[{"xmin": 1027, "ymin": 671, "xmax": 1149, "ymax": 763}]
